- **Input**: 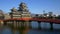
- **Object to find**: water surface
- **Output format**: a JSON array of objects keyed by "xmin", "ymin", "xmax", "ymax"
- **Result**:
[{"xmin": 0, "ymin": 22, "xmax": 60, "ymax": 34}]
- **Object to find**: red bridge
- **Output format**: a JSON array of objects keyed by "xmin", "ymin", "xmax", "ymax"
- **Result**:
[
  {"xmin": 0, "ymin": 17, "xmax": 60, "ymax": 30},
  {"xmin": 3, "ymin": 17, "xmax": 60, "ymax": 24}
]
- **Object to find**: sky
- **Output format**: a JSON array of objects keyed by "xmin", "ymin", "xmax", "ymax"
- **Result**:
[{"xmin": 0, "ymin": 0, "xmax": 60, "ymax": 15}]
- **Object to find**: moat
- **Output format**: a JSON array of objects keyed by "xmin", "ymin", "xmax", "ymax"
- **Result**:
[{"xmin": 0, "ymin": 22, "xmax": 60, "ymax": 34}]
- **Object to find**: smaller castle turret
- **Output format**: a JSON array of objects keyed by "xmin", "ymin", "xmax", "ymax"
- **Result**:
[
  {"xmin": 11, "ymin": 7, "xmax": 17, "ymax": 12},
  {"xmin": 10, "ymin": 7, "xmax": 21, "ymax": 18}
]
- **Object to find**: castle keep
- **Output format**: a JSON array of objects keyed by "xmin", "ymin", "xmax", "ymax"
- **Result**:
[{"xmin": 10, "ymin": 2, "xmax": 31, "ymax": 19}]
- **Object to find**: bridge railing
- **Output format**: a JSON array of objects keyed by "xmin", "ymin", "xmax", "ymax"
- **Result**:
[{"xmin": 31, "ymin": 17, "xmax": 60, "ymax": 24}]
